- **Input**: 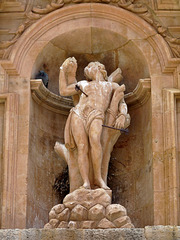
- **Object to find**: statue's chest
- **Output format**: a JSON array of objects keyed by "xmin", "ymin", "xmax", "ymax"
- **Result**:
[{"xmin": 84, "ymin": 82, "xmax": 111, "ymax": 96}]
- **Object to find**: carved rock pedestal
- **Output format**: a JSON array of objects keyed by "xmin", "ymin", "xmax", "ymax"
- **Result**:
[{"xmin": 44, "ymin": 189, "xmax": 134, "ymax": 229}]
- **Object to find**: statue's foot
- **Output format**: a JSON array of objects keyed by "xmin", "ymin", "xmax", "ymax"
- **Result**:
[
  {"xmin": 94, "ymin": 179, "xmax": 110, "ymax": 190},
  {"xmin": 80, "ymin": 182, "xmax": 91, "ymax": 190}
]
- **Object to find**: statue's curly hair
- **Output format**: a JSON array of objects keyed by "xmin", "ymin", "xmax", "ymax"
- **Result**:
[{"xmin": 84, "ymin": 62, "xmax": 108, "ymax": 81}]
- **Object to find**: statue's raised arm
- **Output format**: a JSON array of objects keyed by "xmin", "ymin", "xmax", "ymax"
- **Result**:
[{"xmin": 59, "ymin": 57, "xmax": 78, "ymax": 97}]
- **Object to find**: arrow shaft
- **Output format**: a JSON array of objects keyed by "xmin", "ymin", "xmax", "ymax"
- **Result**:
[
  {"xmin": 75, "ymin": 84, "xmax": 88, "ymax": 97},
  {"xmin": 102, "ymin": 124, "xmax": 129, "ymax": 133}
]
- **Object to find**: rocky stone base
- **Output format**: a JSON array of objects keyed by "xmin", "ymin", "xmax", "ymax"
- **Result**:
[
  {"xmin": 0, "ymin": 226, "xmax": 180, "ymax": 240},
  {"xmin": 44, "ymin": 188, "xmax": 134, "ymax": 229}
]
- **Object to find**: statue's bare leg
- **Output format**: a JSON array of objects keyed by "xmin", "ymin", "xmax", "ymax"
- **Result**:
[
  {"xmin": 71, "ymin": 114, "xmax": 91, "ymax": 189},
  {"xmin": 89, "ymin": 119, "xmax": 110, "ymax": 190},
  {"xmin": 101, "ymin": 140, "xmax": 111, "ymax": 183},
  {"xmin": 101, "ymin": 87, "xmax": 124, "ymax": 183},
  {"xmin": 102, "ymin": 133, "xmax": 120, "ymax": 183}
]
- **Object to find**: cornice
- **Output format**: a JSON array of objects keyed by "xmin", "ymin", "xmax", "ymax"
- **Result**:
[
  {"xmin": 30, "ymin": 79, "xmax": 72, "ymax": 115},
  {"xmin": 125, "ymin": 78, "xmax": 151, "ymax": 109},
  {"xmin": 0, "ymin": 0, "xmax": 180, "ymax": 59},
  {"xmin": 30, "ymin": 78, "xmax": 151, "ymax": 115}
]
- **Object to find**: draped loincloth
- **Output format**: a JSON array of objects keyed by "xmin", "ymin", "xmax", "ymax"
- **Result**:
[{"xmin": 65, "ymin": 106, "xmax": 104, "ymax": 151}]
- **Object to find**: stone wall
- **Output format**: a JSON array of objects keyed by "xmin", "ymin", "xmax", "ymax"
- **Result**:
[
  {"xmin": 0, "ymin": 226, "xmax": 180, "ymax": 240},
  {"xmin": 0, "ymin": 103, "xmax": 4, "ymax": 228},
  {"xmin": 0, "ymin": 1, "xmax": 179, "ymax": 44},
  {"xmin": 109, "ymin": 98, "xmax": 153, "ymax": 227},
  {"xmin": 27, "ymin": 98, "xmax": 67, "ymax": 228},
  {"xmin": 176, "ymin": 99, "xmax": 180, "ymax": 225}
]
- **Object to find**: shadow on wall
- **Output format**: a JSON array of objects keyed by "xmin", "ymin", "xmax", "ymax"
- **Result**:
[{"xmin": 108, "ymin": 98, "xmax": 153, "ymax": 228}]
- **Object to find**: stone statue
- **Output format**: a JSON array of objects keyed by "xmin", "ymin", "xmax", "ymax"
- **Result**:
[
  {"xmin": 55, "ymin": 57, "xmax": 130, "ymax": 192},
  {"xmin": 45, "ymin": 58, "xmax": 133, "ymax": 230}
]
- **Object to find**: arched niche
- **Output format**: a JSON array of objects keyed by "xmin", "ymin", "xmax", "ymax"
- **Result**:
[
  {"xmin": 31, "ymin": 27, "xmax": 150, "ymax": 95},
  {"xmin": 7, "ymin": 3, "xmax": 175, "ymax": 228},
  {"xmin": 10, "ymin": 4, "xmax": 170, "ymax": 78}
]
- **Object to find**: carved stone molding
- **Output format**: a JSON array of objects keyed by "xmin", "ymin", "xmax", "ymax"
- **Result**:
[
  {"xmin": 0, "ymin": 93, "xmax": 19, "ymax": 229},
  {"xmin": 0, "ymin": 0, "xmax": 179, "ymax": 58},
  {"xmin": 154, "ymin": 0, "xmax": 180, "ymax": 10},
  {"xmin": 30, "ymin": 79, "xmax": 72, "ymax": 115},
  {"xmin": 0, "ymin": 0, "xmax": 26, "ymax": 12},
  {"xmin": 30, "ymin": 78, "xmax": 151, "ymax": 115},
  {"xmin": 125, "ymin": 78, "xmax": 151, "ymax": 109},
  {"xmin": 162, "ymin": 88, "xmax": 180, "ymax": 225}
]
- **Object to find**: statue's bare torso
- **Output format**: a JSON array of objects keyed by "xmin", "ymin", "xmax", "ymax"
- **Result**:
[{"xmin": 77, "ymin": 80, "xmax": 115, "ymax": 114}]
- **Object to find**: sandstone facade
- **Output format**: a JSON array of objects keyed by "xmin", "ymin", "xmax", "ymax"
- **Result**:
[
  {"xmin": 0, "ymin": 0, "xmax": 180, "ymax": 229},
  {"xmin": 0, "ymin": 226, "xmax": 180, "ymax": 240}
]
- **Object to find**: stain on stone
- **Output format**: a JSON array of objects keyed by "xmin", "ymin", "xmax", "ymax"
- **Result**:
[{"xmin": 53, "ymin": 167, "xmax": 69, "ymax": 203}]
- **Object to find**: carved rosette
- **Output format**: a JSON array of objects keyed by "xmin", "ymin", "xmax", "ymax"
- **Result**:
[{"xmin": 0, "ymin": 0, "xmax": 180, "ymax": 58}]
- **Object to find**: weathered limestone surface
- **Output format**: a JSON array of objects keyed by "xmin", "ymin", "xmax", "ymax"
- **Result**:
[
  {"xmin": 145, "ymin": 226, "xmax": 175, "ymax": 240},
  {"xmin": 44, "ymin": 189, "xmax": 134, "ymax": 229},
  {"xmin": 63, "ymin": 188, "xmax": 111, "ymax": 210},
  {"xmin": 0, "ymin": 0, "xmax": 180, "ymax": 231},
  {"xmin": 0, "ymin": 103, "xmax": 4, "ymax": 228},
  {"xmin": 27, "ymin": 99, "xmax": 67, "ymax": 228},
  {"xmin": 0, "ymin": 226, "xmax": 180, "ymax": 240}
]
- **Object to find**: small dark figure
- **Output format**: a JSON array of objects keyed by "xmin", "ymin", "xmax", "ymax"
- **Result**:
[{"xmin": 35, "ymin": 70, "xmax": 49, "ymax": 88}]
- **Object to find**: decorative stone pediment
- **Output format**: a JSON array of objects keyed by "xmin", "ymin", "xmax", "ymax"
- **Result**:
[{"xmin": 0, "ymin": 0, "xmax": 180, "ymax": 58}]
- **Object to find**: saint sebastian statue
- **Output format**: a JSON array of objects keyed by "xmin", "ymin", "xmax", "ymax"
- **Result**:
[{"xmin": 55, "ymin": 57, "xmax": 130, "ymax": 192}]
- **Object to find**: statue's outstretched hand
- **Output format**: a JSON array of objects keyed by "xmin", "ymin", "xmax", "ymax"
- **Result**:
[{"xmin": 61, "ymin": 57, "xmax": 77, "ymax": 76}]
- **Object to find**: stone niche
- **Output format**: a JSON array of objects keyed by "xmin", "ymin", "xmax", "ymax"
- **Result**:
[
  {"xmin": 29, "ymin": 23, "xmax": 152, "ymax": 228},
  {"xmin": 31, "ymin": 27, "xmax": 150, "ymax": 95},
  {"xmin": 27, "ymin": 99, "xmax": 67, "ymax": 228},
  {"xmin": 109, "ymin": 98, "xmax": 153, "ymax": 227}
]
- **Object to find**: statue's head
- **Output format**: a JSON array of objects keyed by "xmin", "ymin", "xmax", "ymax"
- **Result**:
[{"xmin": 84, "ymin": 62, "xmax": 107, "ymax": 81}]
